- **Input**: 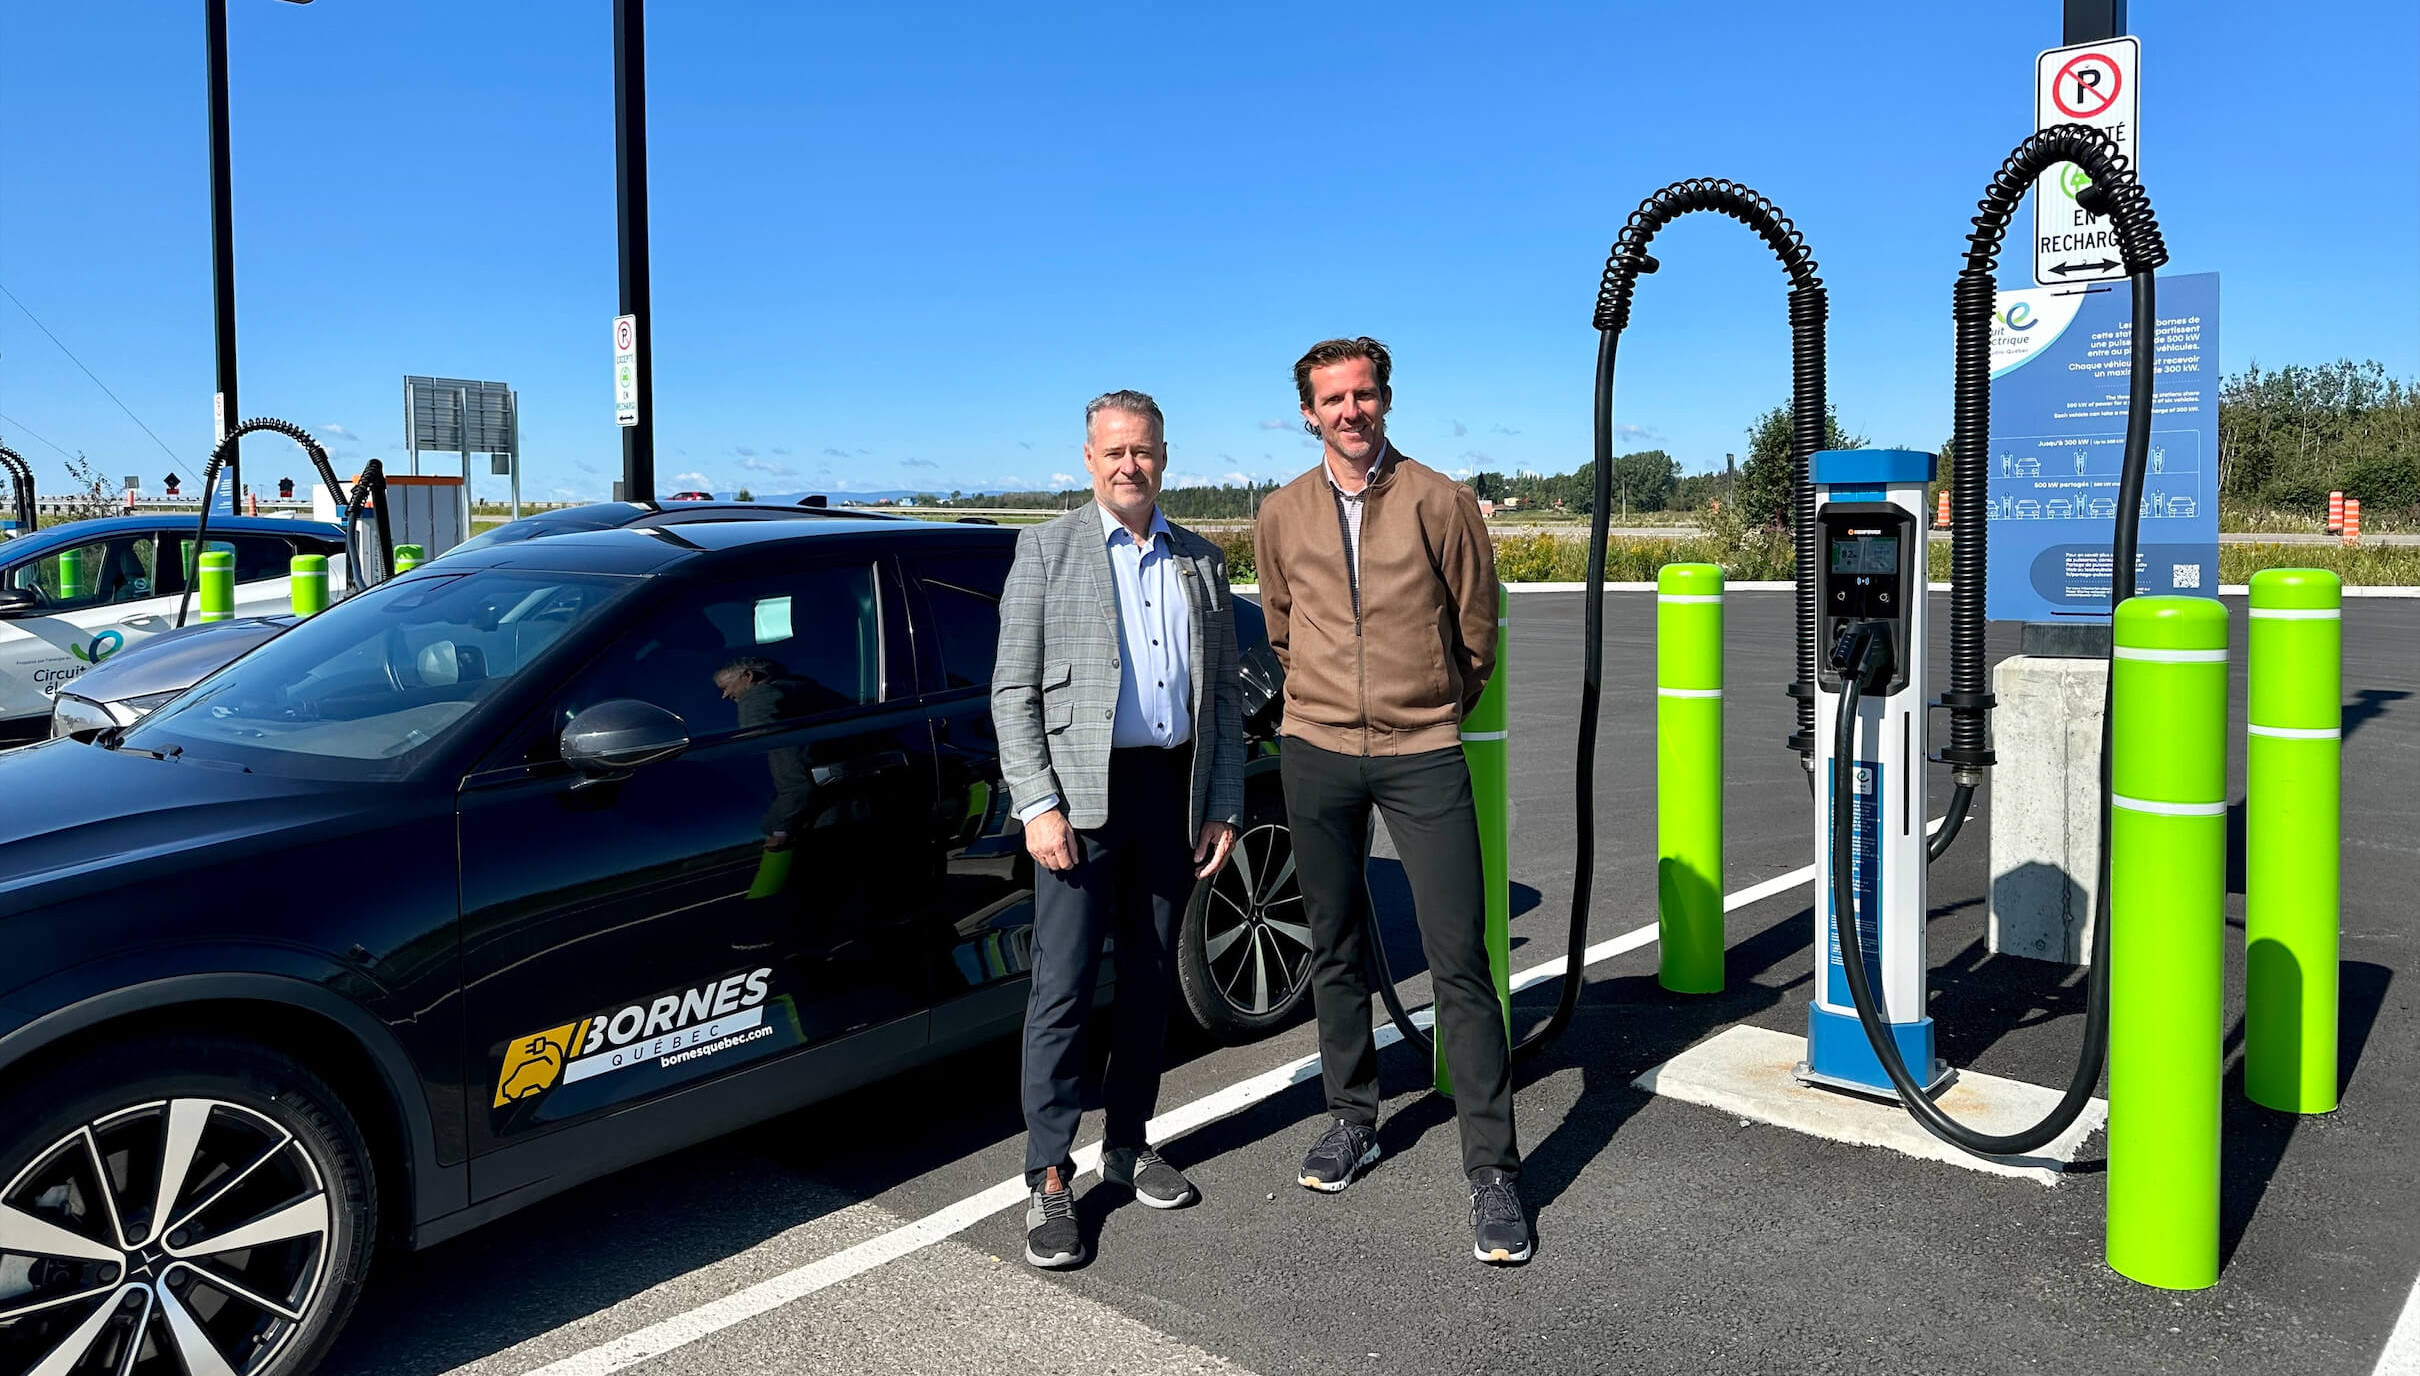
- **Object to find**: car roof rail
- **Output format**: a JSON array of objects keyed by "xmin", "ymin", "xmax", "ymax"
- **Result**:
[{"xmin": 798, "ymin": 494, "xmax": 827, "ymax": 508}]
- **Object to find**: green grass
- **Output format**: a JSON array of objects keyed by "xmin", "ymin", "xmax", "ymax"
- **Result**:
[{"xmin": 1211, "ymin": 527, "xmax": 2420, "ymax": 587}]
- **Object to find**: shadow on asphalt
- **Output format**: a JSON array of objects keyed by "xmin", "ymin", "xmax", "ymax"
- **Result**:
[{"xmin": 2342, "ymin": 687, "xmax": 2410, "ymax": 740}]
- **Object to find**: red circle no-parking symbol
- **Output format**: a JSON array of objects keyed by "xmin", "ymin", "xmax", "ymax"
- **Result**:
[{"xmin": 2053, "ymin": 52, "xmax": 2123, "ymax": 118}]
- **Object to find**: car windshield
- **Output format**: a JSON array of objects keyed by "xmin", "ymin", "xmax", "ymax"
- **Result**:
[{"xmin": 120, "ymin": 569, "xmax": 638, "ymax": 780}]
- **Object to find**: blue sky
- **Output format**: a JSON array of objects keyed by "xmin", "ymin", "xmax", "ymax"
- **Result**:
[{"xmin": 3, "ymin": 2, "xmax": 2415, "ymax": 502}]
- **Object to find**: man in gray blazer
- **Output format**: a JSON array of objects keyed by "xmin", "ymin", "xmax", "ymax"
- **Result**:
[{"xmin": 992, "ymin": 389, "xmax": 1244, "ymax": 1269}]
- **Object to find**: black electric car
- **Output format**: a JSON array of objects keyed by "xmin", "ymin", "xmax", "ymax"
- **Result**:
[{"xmin": 0, "ymin": 518, "xmax": 1305, "ymax": 1376}]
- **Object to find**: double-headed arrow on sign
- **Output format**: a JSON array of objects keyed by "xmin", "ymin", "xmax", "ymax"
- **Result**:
[{"xmin": 2049, "ymin": 258, "xmax": 2122, "ymax": 277}]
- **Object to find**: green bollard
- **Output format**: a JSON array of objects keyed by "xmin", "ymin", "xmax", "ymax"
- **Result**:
[
  {"xmin": 57, "ymin": 546, "xmax": 91, "ymax": 602},
  {"xmin": 393, "ymin": 544, "xmax": 425, "ymax": 574},
  {"xmin": 1656, "ymin": 563, "xmax": 1725, "ymax": 993},
  {"xmin": 2106, "ymin": 595, "xmax": 2229, "ymax": 1292},
  {"xmin": 196, "ymin": 549, "xmax": 236, "ymax": 624},
  {"xmin": 290, "ymin": 553, "xmax": 330, "ymax": 617},
  {"xmin": 2245, "ymin": 569, "xmax": 2342, "ymax": 1114},
  {"xmin": 1440, "ymin": 585, "xmax": 1514, "ymax": 1096}
]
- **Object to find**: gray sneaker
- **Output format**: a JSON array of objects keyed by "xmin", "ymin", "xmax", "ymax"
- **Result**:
[
  {"xmin": 1298, "ymin": 1118, "xmax": 1380, "ymax": 1193},
  {"xmin": 1024, "ymin": 1183, "xmax": 1084, "ymax": 1268},
  {"xmin": 1102, "ymin": 1146, "xmax": 1197, "ymax": 1209},
  {"xmin": 1469, "ymin": 1168, "xmax": 1532, "ymax": 1265}
]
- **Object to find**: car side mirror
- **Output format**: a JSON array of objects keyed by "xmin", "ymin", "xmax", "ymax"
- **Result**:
[
  {"xmin": 0, "ymin": 588, "xmax": 37, "ymax": 617},
  {"xmin": 560, "ymin": 699, "xmax": 689, "ymax": 777}
]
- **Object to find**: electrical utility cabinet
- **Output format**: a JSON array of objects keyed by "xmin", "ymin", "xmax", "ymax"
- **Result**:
[{"xmin": 314, "ymin": 474, "xmax": 467, "ymax": 558}]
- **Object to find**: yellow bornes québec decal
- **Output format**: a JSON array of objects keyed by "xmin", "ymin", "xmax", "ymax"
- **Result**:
[
  {"xmin": 494, "ymin": 1020, "xmax": 587, "ymax": 1108},
  {"xmin": 491, "ymin": 967, "xmax": 774, "ymax": 1110}
]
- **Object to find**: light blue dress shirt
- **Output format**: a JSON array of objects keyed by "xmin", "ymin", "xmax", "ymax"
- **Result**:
[{"xmin": 1014, "ymin": 505, "xmax": 1195, "ymax": 824}]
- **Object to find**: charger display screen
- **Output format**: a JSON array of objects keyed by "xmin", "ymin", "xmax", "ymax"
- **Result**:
[{"xmin": 1828, "ymin": 535, "xmax": 1900, "ymax": 575}]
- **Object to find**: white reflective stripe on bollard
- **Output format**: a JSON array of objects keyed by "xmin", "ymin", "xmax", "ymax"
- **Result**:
[
  {"xmin": 2246, "ymin": 724, "xmax": 2341, "ymax": 739},
  {"xmin": 2111, "ymin": 795, "xmax": 2229, "ymax": 817},
  {"xmin": 2111, "ymin": 646, "xmax": 2231, "ymax": 663}
]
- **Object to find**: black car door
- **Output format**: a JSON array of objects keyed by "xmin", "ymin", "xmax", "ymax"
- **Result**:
[
  {"xmin": 455, "ymin": 556, "xmax": 937, "ymax": 1161},
  {"xmin": 897, "ymin": 546, "xmax": 1037, "ymax": 1046}
]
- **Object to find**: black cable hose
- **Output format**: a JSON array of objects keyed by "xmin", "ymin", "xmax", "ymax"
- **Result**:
[
  {"xmin": 175, "ymin": 417, "xmax": 369, "ymax": 628},
  {"xmin": 1369, "ymin": 181, "xmax": 1830, "ymax": 1066},
  {"xmin": 346, "ymin": 459, "xmax": 394, "ymax": 588},
  {"xmin": 0, "ymin": 445, "xmax": 34, "ymax": 534},
  {"xmin": 1831, "ymin": 268, "xmax": 2160, "ymax": 1158},
  {"xmin": 1926, "ymin": 781, "xmax": 1975, "ymax": 863}
]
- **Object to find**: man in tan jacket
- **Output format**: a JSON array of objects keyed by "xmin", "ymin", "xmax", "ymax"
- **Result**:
[{"xmin": 1253, "ymin": 337, "xmax": 1527, "ymax": 1265}]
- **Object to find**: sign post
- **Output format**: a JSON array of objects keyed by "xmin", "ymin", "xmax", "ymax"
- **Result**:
[{"xmin": 2035, "ymin": 36, "xmax": 2141, "ymax": 287}]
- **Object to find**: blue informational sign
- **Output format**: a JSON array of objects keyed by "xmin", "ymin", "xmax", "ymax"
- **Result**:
[{"xmin": 1985, "ymin": 271, "xmax": 2220, "ymax": 621}]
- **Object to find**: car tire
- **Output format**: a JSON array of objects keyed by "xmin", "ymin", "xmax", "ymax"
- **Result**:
[
  {"xmin": 1177, "ymin": 789, "xmax": 1322, "ymax": 1043},
  {"xmin": 0, "ymin": 1035, "xmax": 377, "ymax": 1376}
]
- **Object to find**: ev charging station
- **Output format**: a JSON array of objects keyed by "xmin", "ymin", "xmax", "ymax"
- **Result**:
[{"xmin": 1799, "ymin": 450, "xmax": 1948, "ymax": 1098}]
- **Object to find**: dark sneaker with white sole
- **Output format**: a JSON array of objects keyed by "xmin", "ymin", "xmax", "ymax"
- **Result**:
[
  {"xmin": 1298, "ymin": 1118, "xmax": 1380, "ymax": 1193},
  {"xmin": 1469, "ymin": 1168, "xmax": 1531, "ymax": 1264},
  {"xmin": 1025, "ymin": 1183, "xmax": 1084, "ymax": 1268},
  {"xmin": 1102, "ymin": 1146, "xmax": 1197, "ymax": 1208}
]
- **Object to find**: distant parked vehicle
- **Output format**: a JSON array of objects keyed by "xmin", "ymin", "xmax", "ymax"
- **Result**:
[
  {"xmin": 668, "ymin": 490, "xmax": 715, "ymax": 501},
  {"xmin": 0, "ymin": 515, "xmax": 345, "ymax": 746}
]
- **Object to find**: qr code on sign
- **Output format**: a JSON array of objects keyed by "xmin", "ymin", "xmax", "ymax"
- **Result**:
[{"xmin": 2173, "ymin": 563, "xmax": 2202, "ymax": 589}]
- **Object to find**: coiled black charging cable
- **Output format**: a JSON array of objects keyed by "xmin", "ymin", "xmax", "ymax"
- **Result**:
[
  {"xmin": 176, "ymin": 419, "xmax": 393, "ymax": 628},
  {"xmin": 1827, "ymin": 125, "xmax": 2168, "ymax": 1156},
  {"xmin": 1369, "ymin": 178, "xmax": 1832, "ymax": 1066}
]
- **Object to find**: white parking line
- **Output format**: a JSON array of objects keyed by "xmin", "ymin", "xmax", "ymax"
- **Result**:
[
  {"xmin": 501, "ymin": 854, "xmax": 1836, "ymax": 1376},
  {"xmin": 2377, "ymin": 1276, "xmax": 2420, "ymax": 1376}
]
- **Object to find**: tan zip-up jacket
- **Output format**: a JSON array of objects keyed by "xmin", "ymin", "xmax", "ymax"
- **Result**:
[{"xmin": 1253, "ymin": 449, "xmax": 1499, "ymax": 756}]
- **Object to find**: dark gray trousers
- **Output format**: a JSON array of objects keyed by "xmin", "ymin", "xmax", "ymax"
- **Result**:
[
  {"xmin": 1281, "ymin": 740, "xmax": 1519, "ymax": 1181},
  {"xmin": 1022, "ymin": 745, "xmax": 1193, "ymax": 1188}
]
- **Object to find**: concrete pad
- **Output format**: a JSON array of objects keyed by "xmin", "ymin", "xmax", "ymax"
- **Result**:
[{"xmin": 1632, "ymin": 1024, "xmax": 2106, "ymax": 1187}]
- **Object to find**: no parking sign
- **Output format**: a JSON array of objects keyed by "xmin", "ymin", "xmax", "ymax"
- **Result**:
[{"xmin": 2034, "ymin": 36, "xmax": 2140, "ymax": 286}]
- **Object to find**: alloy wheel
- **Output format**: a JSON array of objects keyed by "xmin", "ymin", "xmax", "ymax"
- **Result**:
[
  {"xmin": 0, "ymin": 1098, "xmax": 332, "ymax": 1376},
  {"xmin": 1201, "ymin": 821, "xmax": 1315, "ymax": 1016}
]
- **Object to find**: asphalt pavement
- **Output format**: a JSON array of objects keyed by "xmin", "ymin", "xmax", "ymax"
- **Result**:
[{"xmin": 325, "ymin": 591, "xmax": 2420, "ymax": 1376}]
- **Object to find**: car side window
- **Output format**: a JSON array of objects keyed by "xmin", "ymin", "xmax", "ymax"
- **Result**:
[
  {"xmin": 5, "ymin": 534, "xmax": 159, "ymax": 612},
  {"xmin": 907, "ymin": 554, "xmax": 1010, "ymax": 691},
  {"xmin": 563, "ymin": 563, "xmax": 882, "ymax": 735}
]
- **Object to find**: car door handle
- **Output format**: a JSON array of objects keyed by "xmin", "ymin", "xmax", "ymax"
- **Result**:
[{"xmin": 812, "ymin": 750, "xmax": 910, "ymax": 786}]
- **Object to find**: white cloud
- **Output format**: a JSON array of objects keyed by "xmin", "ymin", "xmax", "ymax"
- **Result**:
[
  {"xmin": 734, "ymin": 446, "xmax": 757, "ymax": 458},
  {"xmin": 1259, "ymin": 418, "xmax": 1291, "ymax": 430},
  {"xmin": 737, "ymin": 457, "xmax": 794, "ymax": 476},
  {"xmin": 1166, "ymin": 471, "xmax": 1211, "ymax": 488},
  {"xmin": 1615, "ymin": 423, "xmax": 1659, "ymax": 442},
  {"xmin": 1490, "ymin": 423, "xmax": 1521, "ymax": 436},
  {"xmin": 317, "ymin": 423, "xmax": 358, "ymax": 441},
  {"xmin": 1224, "ymin": 471, "xmax": 1251, "ymax": 484},
  {"xmin": 1050, "ymin": 472, "xmax": 1075, "ymax": 485},
  {"xmin": 1449, "ymin": 420, "xmax": 1468, "ymax": 438},
  {"xmin": 900, "ymin": 458, "xmax": 938, "ymax": 469},
  {"xmin": 821, "ymin": 447, "xmax": 851, "ymax": 459},
  {"xmin": 674, "ymin": 471, "xmax": 713, "ymax": 487}
]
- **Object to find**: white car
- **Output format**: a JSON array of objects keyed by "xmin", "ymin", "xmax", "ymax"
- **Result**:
[{"xmin": 0, "ymin": 514, "xmax": 346, "ymax": 745}]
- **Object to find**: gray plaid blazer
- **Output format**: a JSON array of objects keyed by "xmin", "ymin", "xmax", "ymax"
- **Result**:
[{"xmin": 991, "ymin": 502, "xmax": 1244, "ymax": 840}]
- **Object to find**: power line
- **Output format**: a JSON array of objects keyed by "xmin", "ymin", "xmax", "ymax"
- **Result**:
[
  {"xmin": 0, "ymin": 280, "xmax": 195, "ymax": 479},
  {"xmin": 0, "ymin": 408, "xmax": 81, "ymax": 462}
]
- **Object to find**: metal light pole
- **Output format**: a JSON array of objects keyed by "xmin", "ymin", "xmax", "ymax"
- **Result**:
[
  {"xmin": 203, "ymin": 0, "xmax": 310, "ymax": 510},
  {"xmin": 615, "ymin": 0, "xmax": 656, "ymax": 504}
]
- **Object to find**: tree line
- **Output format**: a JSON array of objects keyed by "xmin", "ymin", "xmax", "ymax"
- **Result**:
[{"xmin": 902, "ymin": 359, "xmax": 2416, "ymax": 524}]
